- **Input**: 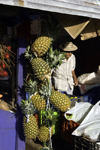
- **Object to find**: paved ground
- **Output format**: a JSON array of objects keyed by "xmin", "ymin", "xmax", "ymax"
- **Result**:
[{"xmin": 26, "ymin": 135, "xmax": 74, "ymax": 150}]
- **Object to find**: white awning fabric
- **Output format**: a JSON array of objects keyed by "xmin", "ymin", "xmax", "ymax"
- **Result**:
[
  {"xmin": 1, "ymin": 0, "xmax": 100, "ymax": 40},
  {"xmin": 1, "ymin": 0, "xmax": 100, "ymax": 20}
]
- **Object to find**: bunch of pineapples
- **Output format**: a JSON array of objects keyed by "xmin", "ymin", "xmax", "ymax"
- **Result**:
[{"xmin": 23, "ymin": 14, "xmax": 71, "ymax": 148}]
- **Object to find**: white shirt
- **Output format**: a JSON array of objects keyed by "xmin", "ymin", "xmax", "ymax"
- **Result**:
[{"xmin": 53, "ymin": 54, "xmax": 76, "ymax": 92}]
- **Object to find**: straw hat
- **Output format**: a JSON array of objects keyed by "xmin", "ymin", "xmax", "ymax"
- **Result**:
[{"xmin": 59, "ymin": 42, "xmax": 78, "ymax": 51}]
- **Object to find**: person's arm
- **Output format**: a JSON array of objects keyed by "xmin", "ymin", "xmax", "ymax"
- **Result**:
[{"xmin": 72, "ymin": 70, "xmax": 78, "ymax": 86}]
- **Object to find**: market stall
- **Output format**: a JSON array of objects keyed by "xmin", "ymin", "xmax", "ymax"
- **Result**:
[{"xmin": 0, "ymin": 2, "xmax": 100, "ymax": 150}]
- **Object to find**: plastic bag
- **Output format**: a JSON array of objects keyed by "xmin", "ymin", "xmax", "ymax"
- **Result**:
[
  {"xmin": 78, "ymin": 72, "xmax": 100, "ymax": 94},
  {"xmin": 78, "ymin": 72, "xmax": 100, "ymax": 84},
  {"xmin": 72, "ymin": 101, "xmax": 100, "ymax": 141},
  {"xmin": 78, "ymin": 83, "xmax": 100, "ymax": 94},
  {"xmin": 64, "ymin": 102, "xmax": 92, "ymax": 123}
]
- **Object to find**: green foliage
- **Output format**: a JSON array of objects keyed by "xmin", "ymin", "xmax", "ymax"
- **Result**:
[
  {"xmin": 24, "ymin": 76, "xmax": 38, "ymax": 95},
  {"xmin": 24, "ymin": 45, "xmax": 36, "ymax": 60},
  {"xmin": 43, "ymin": 46, "xmax": 65, "ymax": 69},
  {"xmin": 42, "ymin": 108, "xmax": 59, "ymax": 127},
  {"xmin": 39, "ymin": 79, "xmax": 52, "ymax": 99},
  {"xmin": 20, "ymin": 98, "xmax": 35, "ymax": 115}
]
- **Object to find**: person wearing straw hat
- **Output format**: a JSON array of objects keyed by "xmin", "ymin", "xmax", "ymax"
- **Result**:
[{"xmin": 53, "ymin": 42, "xmax": 78, "ymax": 95}]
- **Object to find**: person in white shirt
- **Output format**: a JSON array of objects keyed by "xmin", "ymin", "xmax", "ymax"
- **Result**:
[{"xmin": 53, "ymin": 42, "xmax": 78, "ymax": 95}]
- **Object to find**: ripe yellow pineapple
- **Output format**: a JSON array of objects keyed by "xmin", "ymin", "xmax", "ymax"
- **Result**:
[
  {"xmin": 31, "ymin": 93, "xmax": 46, "ymax": 111},
  {"xmin": 49, "ymin": 91, "xmax": 71, "ymax": 112},
  {"xmin": 38, "ymin": 126, "xmax": 53, "ymax": 142},
  {"xmin": 20, "ymin": 99, "xmax": 38, "ymax": 139},
  {"xmin": 31, "ymin": 36, "xmax": 51, "ymax": 57},
  {"xmin": 23, "ymin": 115, "xmax": 38, "ymax": 139},
  {"xmin": 31, "ymin": 14, "xmax": 62, "ymax": 58},
  {"xmin": 31, "ymin": 58, "xmax": 51, "ymax": 81}
]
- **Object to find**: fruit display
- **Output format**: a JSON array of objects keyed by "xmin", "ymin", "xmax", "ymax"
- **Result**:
[{"xmin": 21, "ymin": 14, "xmax": 71, "ymax": 149}]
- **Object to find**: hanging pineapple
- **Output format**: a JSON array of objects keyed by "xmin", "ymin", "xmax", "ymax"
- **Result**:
[
  {"xmin": 24, "ymin": 46, "xmax": 51, "ymax": 82},
  {"xmin": 38, "ymin": 108, "xmax": 59, "ymax": 143},
  {"xmin": 20, "ymin": 98, "xmax": 38, "ymax": 139},
  {"xmin": 31, "ymin": 93, "xmax": 46, "ymax": 111},
  {"xmin": 31, "ymin": 36, "xmax": 51, "ymax": 57},
  {"xmin": 49, "ymin": 91, "xmax": 71, "ymax": 112},
  {"xmin": 31, "ymin": 14, "xmax": 62, "ymax": 58},
  {"xmin": 31, "ymin": 58, "xmax": 51, "ymax": 81}
]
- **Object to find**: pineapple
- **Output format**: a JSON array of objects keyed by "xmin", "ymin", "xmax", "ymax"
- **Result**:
[
  {"xmin": 31, "ymin": 58, "xmax": 51, "ymax": 81},
  {"xmin": 49, "ymin": 91, "xmax": 71, "ymax": 112},
  {"xmin": 23, "ymin": 115, "xmax": 38, "ymax": 139},
  {"xmin": 38, "ymin": 126, "xmax": 53, "ymax": 143},
  {"xmin": 31, "ymin": 93, "xmax": 46, "ymax": 111},
  {"xmin": 38, "ymin": 108, "xmax": 59, "ymax": 143},
  {"xmin": 20, "ymin": 98, "xmax": 38, "ymax": 139},
  {"xmin": 31, "ymin": 14, "xmax": 62, "ymax": 58},
  {"xmin": 31, "ymin": 36, "xmax": 51, "ymax": 57}
]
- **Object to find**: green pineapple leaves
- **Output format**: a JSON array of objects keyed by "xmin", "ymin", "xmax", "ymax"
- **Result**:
[
  {"xmin": 39, "ymin": 79, "xmax": 52, "ymax": 99},
  {"xmin": 42, "ymin": 108, "xmax": 59, "ymax": 127},
  {"xmin": 24, "ymin": 45, "xmax": 33, "ymax": 60},
  {"xmin": 43, "ymin": 46, "xmax": 65, "ymax": 69},
  {"xmin": 20, "ymin": 98, "xmax": 35, "ymax": 116},
  {"xmin": 24, "ymin": 75, "xmax": 38, "ymax": 96}
]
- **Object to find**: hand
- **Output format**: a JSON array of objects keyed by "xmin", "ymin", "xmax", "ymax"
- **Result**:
[{"xmin": 74, "ymin": 79, "xmax": 78, "ymax": 86}]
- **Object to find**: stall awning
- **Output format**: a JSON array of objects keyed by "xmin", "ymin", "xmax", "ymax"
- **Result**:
[
  {"xmin": 53, "ymin": 13, "xmax": 100, "ymax": 40},
  {"xmin": 1, "ymin": 0, "xmax": 100, "ymax": 20},
  {"xmin": 1, "ymin": 0, "xmax": 100, "ymax": 40},
  {"xmin": 53, "ymin": 13, "xmax": 91, "ymax": 39}
]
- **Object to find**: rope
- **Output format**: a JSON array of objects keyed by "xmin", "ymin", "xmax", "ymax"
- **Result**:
[
  {"xmin": 26, "ymin": 114, "xmax": 30, "ymax": 123},
  {"xmin": 46, "ymin": 98, "xmax": 50, "ymax": 111},
  {"xmin": 49, "ymin": 127, "xmax": 52, "ymax": 149}
]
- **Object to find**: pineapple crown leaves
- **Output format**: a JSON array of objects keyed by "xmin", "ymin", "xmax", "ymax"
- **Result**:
[
  {"xmin": 41, "ymin": 14, "xmax": 62, "ymax": 41},
  {"xmin": 43, "ymin": 46, "xmax": 65, "ymax": 69},
  {"xmin": 42, "ymin": 108, "xmax": 59, "ymax": 127},
  {"xmin": 24, "ymin": 76, "xmax": 38, "ymax": 96},
  {"xmin": 20, "ymin": 98, "xmax": 35, "ymax": 116},
  {"xmin": 24, "ymin": 45, "xmax": 36, "ymax": 60},
  {"xmin": 39, "ymin": 78, "xmax": 52, "ymax": 99}
]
